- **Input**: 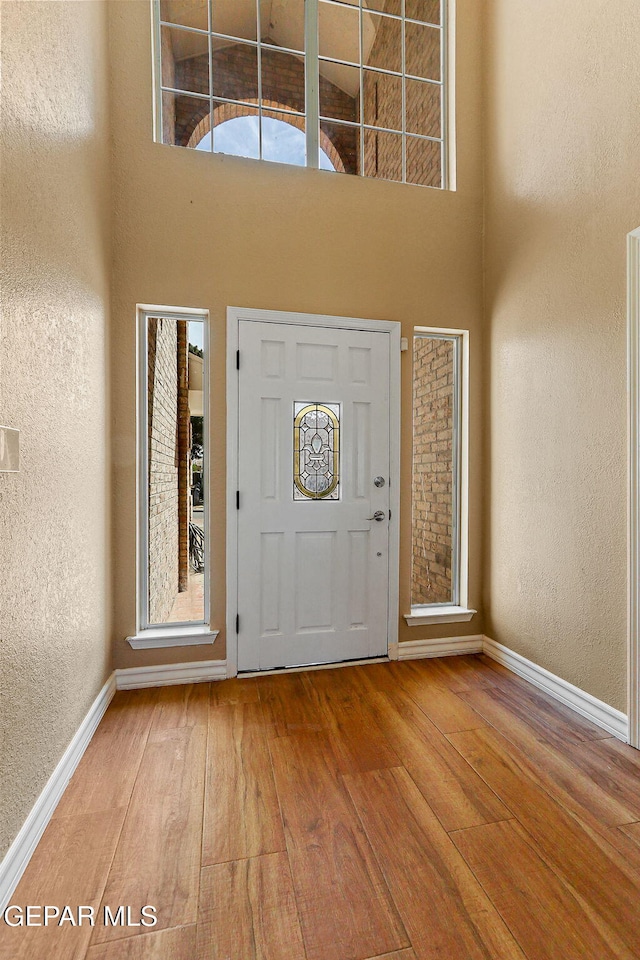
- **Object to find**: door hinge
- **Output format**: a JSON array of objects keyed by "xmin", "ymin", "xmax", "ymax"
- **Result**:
[
  {"xmin": 389, "ymin": 509, "xmax": 392, "ymax": 521},
  {"xmin": 236, "ymin": 490, "xmax": 240, "ymax": 510},
  {"xmin": 236, "ymin": 349, "xmax": 240, "ymax": 370},
  {"xmin": 236, "ymin": 614, "xmax": 240, "ymax": 634}
]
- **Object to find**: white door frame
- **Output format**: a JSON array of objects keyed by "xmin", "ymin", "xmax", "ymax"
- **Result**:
[
  {"xmin": 226, "ymin": 306, "xmax": 401, "ymax": 677},
  {"xmin": 628, "ymin": 228, "xmax": 640, "ymax": 748}
]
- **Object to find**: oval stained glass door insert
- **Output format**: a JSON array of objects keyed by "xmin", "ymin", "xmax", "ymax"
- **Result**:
[{"xmin": 293, "ymin": 402, "xmax": 340, "ymax": 500}]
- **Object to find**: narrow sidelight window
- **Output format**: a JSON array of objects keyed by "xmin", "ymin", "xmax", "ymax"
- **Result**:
[
  {"xmin": 138, "ymin": 307, "xmax": 209, "ymax": 631},
  {"xmin": 411, "ymin": 328, "xmax": 467, "ymax": 609}
]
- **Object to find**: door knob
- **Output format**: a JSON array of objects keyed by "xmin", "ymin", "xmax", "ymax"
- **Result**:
[
  {"xmin": 373, "ymin": 476, "xmax": 386, "ymax": 488},
  {"xmin": 367, "ymin": 510, "xmax": 386, "ymax": 522}
]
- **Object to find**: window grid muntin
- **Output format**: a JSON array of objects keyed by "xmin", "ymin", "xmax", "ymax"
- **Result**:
[
  {"xmin": 315, "ymin": 114, "xmax": 441, "ymax": 141},
  {"xmin": 206, "ymin": 13, "xmax": 213, "ymax": 151},
  {"xmin": 161, "ymin": 86, "xmax": 209, "ymax": 101},
  {"xmin": 256, "ymin": 0, "xmax": 264, "ymax": 159},
  {"xmin": 401, "ymin": 1, "xmax": 406, "ymax": 181},
  {"xmin": 305, "ymin": 0, "xmax": 320, "ymax": 168},
  {"xmin": 317, "ymin": 55, "xmax": 445, "ymax": 85},
  {"xmin": 154, "ymin": 0, "xmax": 447, "ymax": 188},
  {"xmin": 358, "ymin": 0, "xmax": 365, "ymax": 175},
  {"xmin": 209, "ymin": 97, "xmax": 304, "ymax": 119},
  {"xmin": 318, "ymin": 0, "xmax": 440, "ymax": 27}
]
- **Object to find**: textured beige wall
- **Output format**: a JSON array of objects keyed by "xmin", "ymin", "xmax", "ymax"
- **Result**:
[
  {"xmin": 0, "ymin": 1, "xmax": 112, "ymax": 857},
  {"xmin": 109, "ymin": 0, "xmax": 484, "ymax": 669},
  {"xmin": 483, "ymin": 0, "xmax": 640, "ymax": 710}
]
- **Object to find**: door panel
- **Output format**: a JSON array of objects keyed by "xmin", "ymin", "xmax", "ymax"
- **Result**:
[
  {"xmin": 260, "ymin": 397, "xmax": 281, "ymax": 499},
  {"xmin": 261, "ymin": 338, "xmax": 285, "ymax": 379},
  {"xmin": 295, "ymin": 531, "xmax": 337, "ymax": 631},
  {"xmin": 348, "ymin": 530, "xmax": 369, "ymax": 628},
  {"xmin": 297, "ymin": 341, "xmax": 337, "ymax": 381},
  {"xmin": 260, "ymin": 532, "xmax": 283, "ymax": 634},
  {"xmin": 237, "ymin": 319, "xmax": 391, "ymax": 671},
  {"xmin": 351, "ymin": 401, "xmax": 371, "ymax": 499}
]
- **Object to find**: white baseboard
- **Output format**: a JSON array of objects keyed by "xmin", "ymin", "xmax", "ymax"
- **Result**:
[
  {"xmin": 483, "ymin": 636, "xmax": 628, "ymax": 741},
  {"xmin": 0, "ymin": 673, "xmax": 116, "ymax": 914},
  {"xmin": 115, "ymin": 658, "xmax": 227, "ymax": 689},
  {"xmin": 398, "ymin": 635, "xmax": 484, "ymax": 660}
]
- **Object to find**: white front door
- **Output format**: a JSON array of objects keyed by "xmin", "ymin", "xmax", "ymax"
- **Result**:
[{"xmin": 236, "ymin": 317, "xmax": 393, "ymax": 672}]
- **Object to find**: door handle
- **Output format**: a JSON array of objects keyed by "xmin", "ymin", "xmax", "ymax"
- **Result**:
[{"xmin": 367, "ymin": 510, "xmax": 386, "ymax": 522}]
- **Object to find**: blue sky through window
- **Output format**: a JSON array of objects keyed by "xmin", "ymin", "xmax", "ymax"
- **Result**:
[
  {"xmin": 196, "ymin": 116, "xmax": 335, "ymax": 171},
  {"xmin": 188, "ymin": 320, "xmax": 204, "ymax": 352}
]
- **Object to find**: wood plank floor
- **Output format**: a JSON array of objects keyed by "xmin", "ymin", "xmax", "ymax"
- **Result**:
[{"xmin": 2, "ymin": 655, "xmax": 640, "ymax": 960}]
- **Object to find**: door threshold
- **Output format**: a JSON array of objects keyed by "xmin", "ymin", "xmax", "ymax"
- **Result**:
[{"xmin": 238, "ymin": 655, "xmax": 391, "ymax": 679}]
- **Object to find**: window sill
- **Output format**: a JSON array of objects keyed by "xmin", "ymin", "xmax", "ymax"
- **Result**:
[
  {"xmin": 126, "ymin": 627, "xmax": 219, "ymax": 650},
  {"xmin": 404, "ymin": 606, "xmax": 476, "ymax": 626}
]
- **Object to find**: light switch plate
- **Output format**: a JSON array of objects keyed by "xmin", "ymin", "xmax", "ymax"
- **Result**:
[{"xmin": 0, "ymin": 426, "xmax": 20, "ymax": 472}]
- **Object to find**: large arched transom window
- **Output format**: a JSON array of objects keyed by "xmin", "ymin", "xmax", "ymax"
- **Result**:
[{"xmin": 154, "ymin": 0, "xmax": 447, "ymax": 188}]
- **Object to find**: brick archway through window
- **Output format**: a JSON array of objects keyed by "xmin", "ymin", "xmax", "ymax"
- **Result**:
[{"xmin": 186, "ymin": 100, "xmax": 347, "ymax": 175}]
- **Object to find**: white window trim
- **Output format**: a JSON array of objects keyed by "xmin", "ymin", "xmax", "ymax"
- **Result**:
[
  {"xmin": 405, "ymin": 324, "xmax": 470, "ymax": 626},
  {"xmin": 628, "ymin": 227, "xmax": 640, "ymax": 748},
  {"xmin": 127, "ymin": 626, "xmax": 219, "ymax": 650},
  {"xmin": 404, "ymin": 604, "xmax": 475, "ymax": 626},
  {"xmin": 132, "ymin": 303, "xmax": 213, "ymax": 649},
  {"xmin": 444, "ymin": 0, "xmax": 456, "ymax": 191}
]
